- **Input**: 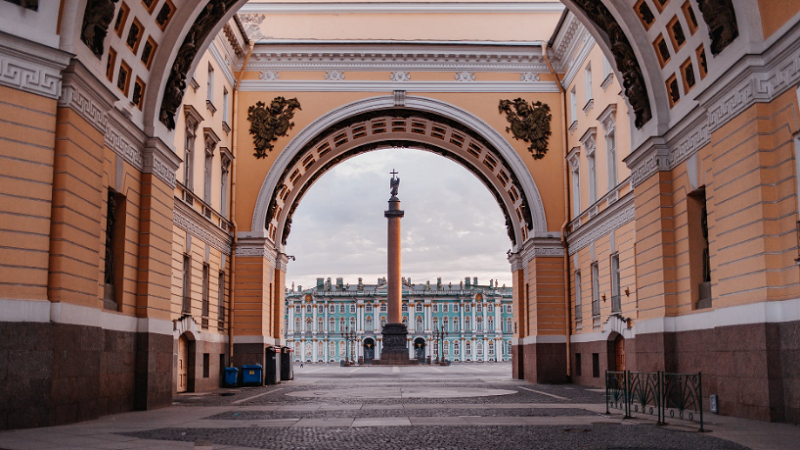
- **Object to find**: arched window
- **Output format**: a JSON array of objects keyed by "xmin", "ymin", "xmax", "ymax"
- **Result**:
[
  {"xmin": 402, "ymin": 303, "xmax": 408, "ymax": 312},
  {"xmin": 380, "ymin": 303, "xmax": 387, "ymax": 312},
  {"xmin": 339, "ymin": 343, "xmax": 346, "ymax": 357},
  {"xmin": 415, "ymin": 303, "xmax": 423, "ymax": 312},
  {"xmin": 465, "ymin": 316, "xmax": 471, "ymax": 332},
  {"xmin": 433, "ymin": 317, "xmax": 439, "ymax": 330},
  {"xmin": 365, "ymin": 315, "xmax": 373, "ymax": 330},
  {"xmin": 443, "ymin": 341, "xmax": 450, "ymax": 356},
  {"xmin": 317, "ymin": 317, "xmax": 323, "ymax": 331},
  {"xmin": 318, "ymin": 304, "xmax": 324, "ymax": 313},
  {"xmin": 488, "ymin": 316, "xmax": 494, "ymax": 331},
  {"xmin": 295, "ymin": 317, "xmax": 301, "ymax": 330},
  {"xmin": 488, "ymin": 304, "xmax": 494, "ymax": 313},
  {"xmin": 349, "ymin": 317, "xmax": 356, "ymax": 329},
  {"xmin": 306, "ymin": 305, "xmax": 312, "ymax": 314},
  {"xmin": 477, "ymin": 341, "xmax": 484, "ymax": 356},
  {"xmin": 506, "ymin": 318, "xmax": 512, "ymax": 333},
  {"xmin": 380, "ymin": 316, "xmax": 386, "ymax": 328},
  {"xmin": 508, "ymin": 340, "xmax": 512, "ymax": 355},
  {"xmin": 318, "ymin": 343, "xmax": 324, "ymax": 357},
  {"xmin": 477, "ymin": 318, "xmax": 483, "ymax": 332},
  {"xmin": 329, "ymin": 317, "xmax": 335, "ymax": 332},
  {"xmin": 339, "ymin": 317, "xmax": 345, "ymax": 331},
  {"xmin": 416, "ymin": 316, "xmax": 423, "ymax": 330},
  {"xmin": 453, "ymin": 304, "xmax": 459, "ymax": 313},
  {"xmin": 476, "ymin": 303, "xmax": 482, "ymax": 313},
  {"xmin": 330, "ymin": 343, "xmax": 336, "ymax": 356},
  {"xmin": 294, "ymin": 305, "xmax": 301, "ymax": 314},
  {"xmin": 465, "ymin": 304, "xmax": 471, "ymax": 313},
  {"xmin": 488, "ymin": 341, "xmax": 495, "ymax": 355},
  {"xmin": 402, "ymin": 316, "xmax": 408, "ymax": 325},
  {"xmin": 329, "ymin": 304, "xmax": 335, "ymax": 313},
  {"xmin": 433, "ymin": 343, "xmax": 438, "ymax": 356},
  {"xmin": 454, "ymin": 340, "xmax": 460, "ymax": 355},
  {"xmin": 453, "ymin": 318, "xmax": 460, "ymax": 332},
  {"xmin": 365, "ymin": 304, "xmax": 373, "ymax": 313},
  {"xmin": 305, "ymin": 319, "xmax": 312, "ymax": 332},
  {"xmin": 466, "ymin": 340, "xmax": 471, "ymax": 355},
  {"xmin": 443, "ymin": 316, "xmax": 449, "ymax": 331}
]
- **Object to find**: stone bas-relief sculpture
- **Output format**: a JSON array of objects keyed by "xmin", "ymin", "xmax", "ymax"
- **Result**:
[
  {"xmin": 499, "ymin": 98, "xmax": 552, "ymax": 160},
  {"xmin": 160, "ymin": 0, "xmax": 239, "ymax": 130},
  {"xmin": 247, "ymin": 97, "xmax": 302, "ymax": 159},
  {"xmin": 570, "ymin": 0, "xmax": 652, "ymax": 128},
  {"xmin": 696, "ymin": 0, "xmax": 739, "ymax": 55},
  {"xmin": 80, "ymin": 0, "xmax": 119, "ymax": 58}
]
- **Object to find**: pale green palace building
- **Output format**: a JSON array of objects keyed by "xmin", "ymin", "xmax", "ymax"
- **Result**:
[{"xmin": 285, "ymin": 277, "xmax": 514, "ymax": 363}]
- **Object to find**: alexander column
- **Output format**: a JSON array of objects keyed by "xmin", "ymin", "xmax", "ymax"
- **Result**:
[{"xmin": 381, "ymin": 169, "xmax": 409, "ymax": 363}]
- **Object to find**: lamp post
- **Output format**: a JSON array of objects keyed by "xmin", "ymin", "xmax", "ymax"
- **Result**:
[{"xmin": 432, "ymin": 324, "xmax": 448, "ymax": 364}]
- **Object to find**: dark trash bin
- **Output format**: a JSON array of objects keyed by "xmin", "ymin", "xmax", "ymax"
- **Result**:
[
  {"xmin": 242, "ymin": 364, "xmax": 262, "ymax": 386},
  {"xmin": 265, "ymin": 346, "xmax": 281, "ymax": 385},
  {"xmin": 224, "ymin": 367, "xmax": 239, "ymax": 387},
  {"xmin": 280, "ymin": 347, "xmax": 294, "ymax": 380}
]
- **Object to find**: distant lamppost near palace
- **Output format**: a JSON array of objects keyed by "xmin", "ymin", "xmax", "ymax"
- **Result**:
[
  {"xmin": 432, "ymin": 324, "xmax": 448, "ymax": 364},
  {"xmin": 342, "ymin": 325, "xmax": 357, "ymax": 366}
]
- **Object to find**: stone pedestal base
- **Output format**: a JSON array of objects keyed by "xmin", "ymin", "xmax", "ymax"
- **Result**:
[{"xmin": 380, "ymin": 323, "xmax": 409, "ymax": 363}]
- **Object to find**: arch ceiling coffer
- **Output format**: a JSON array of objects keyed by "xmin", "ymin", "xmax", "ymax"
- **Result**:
[{"xmin": 266, "ymin": 111, "xmax": 535, "ymax": 249}]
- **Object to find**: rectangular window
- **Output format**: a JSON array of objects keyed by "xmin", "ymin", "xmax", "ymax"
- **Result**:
[
  {"xmin": 607, "ymin": 131, "xmax": 617, "ymax": 189},
  {"xmin": 611, "ymin": 253, "xmax": 621, "ymax": 313},
  {"xmin": 575, "ymin": 353, "xmax": 582, "ymax": 376},
  {"xmin": 349, "ymin": 304, "xmax": 356, "ymax": 313},
  {"xmin": 402, "ymin": 304, "xmax": 408, "ymax": 312},
  {"xmin": 295, "ymin": 305, "xmax": 301, "ymax": 314},
  {"xmin": 184, "ymin": 128, "xmax": 195, "ymax": 191},
  {"xmin": 570, "ymin": 87, "xmax": 577, "ymax": 124},
  {"xmin": 223, "ymin": 88, "xmax": 230, "ymax": 125},
  {"xmin": 329, "ymin": 304, "xmax": 335, "ymax": 313},
  {"xmin": 207, "ymin": 64, "xmax": 215, "ymax": 104},
  {"xmin": 339, "ymin": 304, "xmax": 345, "ymax": 313},
  {"xmin": 584, "ymin": 64, "xmax": 593, "ymax": 104},
  {"xmin": 572, "ymin": 164, "xmax": 581, "ymax": 217},
  {"xmin": 204, "ymin": 147, "xmax": 213, "ymax": 204},
  {"xmin": 103, "ymin": 190, "xmax": 126, "ymax": 310},
  {"xmin": 433, "ymin": 304, "xmax": 439, "ymax": 313},
  {"xmin": 592, "ymin": 353, "xmax": 600, "ymax": 378},
  {"xmin": 201, "ymin": 264, "xmax": 210, "ymax": 325},
  {"xmin": 416, "ymin": 303, "xmax": 423, "ymax": 312},
  {"xmin": 182, "ymin": 254, "xmax": 191, "ymax": 314},
  {"xmin": 218, "ymin": 271, "xmax": 225, "ymax": 327},
  {"xmin": 591, "ymin": 262, "xmax": 600, "ymax": 317},
  {"xmin": 453, "ymin": 304, "xmax": 459, "ymax": 313},
  {"xmin": 602, "ymin": 55, "xmax": 612, "ymax": 80},
  {"xmin": 574, "ymin": 271, "xmax": 582, "ymax": 322},
  {"xmin": 220, "ymin": 160, "xmax": 229, "ymax": 218},
  {"xmin": 203, "ymin": 353, "xmax": 210, "ymax": 378},
  {"xmin": 588, "ymin": 151, "xmax": 597, "ymax": 204},
  {"xmin": 443, "ymin": 304, "xmax": 448, "ymax": 313},
  {"xmin": 380, "ymin": 304, "xmax": 387, "ymax": 312},
  {"xmin": 318, "ymin": 305, "xmax": 324, "ymax": 314}
]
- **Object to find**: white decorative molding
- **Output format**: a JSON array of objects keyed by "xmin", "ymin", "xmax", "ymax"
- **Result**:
[
  {"xmin": 580, "ymin": 127, "xmax": 597, "ymax": 156},
  {"xmin": 558, "ymin": 28, "xmax": 594, "ymax": 88},
  {"xmin": 239, "ymin": 80, "xmax": 562, "ymax": 93},
  {"xmin": 0, "ymin": 30, "xmax": 71, "ymax": 100},
  {"xmin": 238, "ymin": 2, "xmax": 565, "ymax": 14},
  {"xmin": 567, "ymin": 191, "xmax": 635, "ymax": 255},
  {"xmin": 259, "ymin": 70, "xmax": 279, "ymax": 81},
  {"xmin": 520, "ymin": 72, "xmax": 540, "ymax": 82},
  {"xmin": 394, "ymin": 90, "xmax": 406, "ymax": 106},
  {"xmin": 105, "ymin": 109, "xmax": 145, "ymax": 171},
  {"xmin": 58, "ymin": 61, "xmax": 116, "ymax": 133},
  {"xmin": 235, "ymin": 237, "xmax": 278, "ymax": 264},
  {"xmin": 520, "ymin": 334, "xmax": 567, "ymax": 345},
  {"xmin": 390, "ymin": 71, "xmax": 411, "ymax": 82},
  {"xmin": 507, "ymin": 252, "xmax": 524, "ymax": 272},
  {"xmin": 551, "ymin": 13, "xmax": 581, "ymax": 62},
  {"xmin": 600, "ymin": 73, "xmax": 614, "ymax": 91},
  {"xmin": 324, "ymin": 70, "xmax": 345, "ymax": 81},
  {"xmin": 143, "ymin": 137, "xmax": 181, "ymax": 189},
  {"xmin": 582, "ymin": 98, "xmax": 594, "ymax": 115},
  {"xmin": 173, "ymin": 201, "xmax": 233, "ymax": 255},
  {"xmin": 209, "ymin": 40, "xmax": 237, "ymax": 88},
  {"xmin": 454, "ymin": 72, "xmax": 475, "ymax": 82},
  {"xmin": 597, "ymin": 104, "xmax": 617, "ymax": 134},
  {"xmin": 568, "ymin": 120, "xmax": 578, "ymax": 135}
]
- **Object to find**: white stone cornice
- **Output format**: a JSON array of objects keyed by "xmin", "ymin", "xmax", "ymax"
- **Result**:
[
  {"xmin": 579, "ymin": 127, "xmax": 597, "ymax": 155},
  {"xmin": 625, "ymin": 137, "xmax": 670, "ymax": 187},
  {"xmin": 243, "ymin": 43, "xmax": 548, "ymax": 73},
  {"xmin": 106, "ymin": 108, "xmax": 145, "ymax": 171},
  {"xmin": 566, "ymin": 190, "xmax": 634, "ymax": 255},
  {"xmin": 519, "ymin": 236, "xmax": 565, "ymax": 264},
  {"xmin": 567, "ymin": 146, "xmax": 580, "ymax": 169},
  {"xmin": 235, "ymin": 236, "xmax": 278, "ymax": 264},
  {"xmin": 143, "ymin": 137, "xmax": 181, "ymax": 188},
  {"xmin": 173, "ymin": 200, "xmax": 233, "ymax": 255},
  {"xmin": 557, "ymin": 27, "xmax": 594, "ymax": 87},
  {"xmin": 0, "ymin": 30, "xmax": 71, "ymax": 100},
  {"xmin": 238, "ymin": 2, "xmax": 565, "ymax": 15},
  {"xmin": 58, "ymin": 60, "xmax": 116, "ymax": 133},
  {"xmin": 597, "ymin": 104, "xmax": 617, "ymax": 134},
  {"xmin": 551, "ymin": 13, "xmax": 581, "ymax": 62},
  {"xmin": 238, "ymin": 80, "xmax": 561, "ymax": 93},
  {"xmin": 209, "ymin": 40, "xmax": 237, "ymax": 88}
]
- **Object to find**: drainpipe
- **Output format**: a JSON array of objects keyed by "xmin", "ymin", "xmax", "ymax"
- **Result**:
[
  {"xmin": 228, "ymin": 42, "xmax": 255, "ymax": 366},
  {"xmin": 542, "ymin": 42, "xmax": 572, "ymax": 379}
]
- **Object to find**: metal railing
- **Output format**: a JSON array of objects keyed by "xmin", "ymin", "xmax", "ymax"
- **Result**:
[{"xmin": 605, "ymin": 370, "xmax": 704, "ymax": 432}]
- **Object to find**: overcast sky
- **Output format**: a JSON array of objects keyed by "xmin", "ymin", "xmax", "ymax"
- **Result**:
[{"xmin": 284, "ymin": 148, "xmax": 514, "ymax": 290}]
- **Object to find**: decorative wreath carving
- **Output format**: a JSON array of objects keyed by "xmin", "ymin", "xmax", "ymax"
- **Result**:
[
  {"xmin": 247, "ymin": 97, "xmax": 302, "ymax": 159},
  {"xmin": 499, "ymin": 98, "xmax": 552, "ymax": 160}
]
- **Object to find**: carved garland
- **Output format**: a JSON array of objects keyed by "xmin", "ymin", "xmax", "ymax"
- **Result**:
[
  {"xmin": 570, "ymin": 0, "xmax": 652, "ymax": 128},
  {"xmin": 498, "ymin": 98, "xmax": 552, "ymax": 160},
  {"xmin": 160, "ymin": 0, "xmax": 239, "ymax": 130}
]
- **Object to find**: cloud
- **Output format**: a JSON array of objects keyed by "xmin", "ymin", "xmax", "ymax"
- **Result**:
[{"xmin": 284, "ymin": 148, "xmax": 514, "ymax": 290}]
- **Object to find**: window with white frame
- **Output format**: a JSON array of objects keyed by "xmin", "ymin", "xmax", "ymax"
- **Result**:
[
  {"xmin": 365, "ymin": 304, "xmax": 373, "ymax": 313},
  {"xmin": 453, "ymin": 304, "xmax": 458, "ymax": 313},
  {"xmin": 488, "ymin": 341, "xmax": 495, "ymax": 355},
  {"xmin": 570, "ymin": 155, "xmax": 581, "ymax": 217},
  {"xmin": 607, "ymin": 129, "xmax": 617, "ymax": 189},
  {"xmin": 415, "ymin": 303, "xmax": 423, "ymax": 312},
  {"xmin": 317, "ymin": 317, "xmax": 323, "ymax": 331},
  {"xmin": 570, "ymin": 87, "xmax": 577, "ymax": 124},
  {"xmin": 584, "ymin": 64, "xmax": 593, "ymax": 105},
  {"xmin": 575, "ymin": 271, "xmax": 583, "ymax": 321},
  {"xmin": 453, "ymin": 318, "xmax": 460, "ymax": 332},
  {"xmin": 466, "ymin": 340, "xmax": 471, "ymax": 355},
  {"xmin": 329, "ymin": 317, "xmax": 335, "ymax": 332},
  {"xmin": 443, "ymin": 304, "xmax": 448, "ymax": 313},
  {"xmin": 433, "ymin": 304, "xmax": 439, "ymax": 313},
  {"xmin": 454, "ymin": 340, "xmax": 460, "ymax": 355},
  {"xmin": 465, "ymin": 316, "xmax": 471, "ymax": 331},
  {"xmin": 349, "ymin": 304, "xmax": 356, "ymax": 313},
  {"xmin": 592, "ymin": 262, "xmax": 600, "ymax": 317},
  {"xmin": 294, "ymin": 305, "xmax": 301, "ymax": 314},
  {"xmin": 401, "ymin": 303, "xmax": 408, "ymax": 312},
  {"xmin": 611, "ymin": 253, "xmax": 621, "ymax": 313},
  {"xmin": 222, "ymin": 88, "xmax": 229, "ymax": 124},
  {"xmin": 487, "ymin": 304, "xmax": 494, "ymax": 313},
  {"xmin": 294, "ymin": 317, "xmax": 300, "ymax": 330},
  {"xmin": 318, "ymin": 305, "xmax": 323, "ymax": 314},
  {"xmin": 477, "ymin": 341, "xmax": 484, "ymax": 356},
  {"xmin": 206, "ymin": 64, "xmax": 214, "ymax": 104},
  {"xmin": 365, "ymin": 316, "xmax": 373, "ymax": 330},
  {"xmin": 339, "ymin": 304, "xmax": 345, "ymax": 313},
  {"xmin": 588, "ymin": 150, "xmax": 597, "ymax": 204},
  {"xmin": 306, "ymin": 305, "xmax": 312, "ymax": 314},
  {"xmin": 329, "ymin": 304, "xmax": 335, "ymax": 313},
  {"xmin": 380, "ymin": 304, "xmax": 387, "ymax": 312}
]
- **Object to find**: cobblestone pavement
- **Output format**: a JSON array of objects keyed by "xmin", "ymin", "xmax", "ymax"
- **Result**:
[
  {"xmin": 121, "ymin": 424, "xmax": 750, "ymax": 450},
  {"xmin": 6, "ymin": 363, "xmax": 793, "ymax": 449}
]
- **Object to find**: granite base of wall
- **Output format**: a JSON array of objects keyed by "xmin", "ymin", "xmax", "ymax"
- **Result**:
[
  {"xmin": 0, "ymin": 321, "xmax": 172, "ymax": 430},
  {"xmin": 519, "ymin": 342, "xmax": 567, "ymax": 384}
]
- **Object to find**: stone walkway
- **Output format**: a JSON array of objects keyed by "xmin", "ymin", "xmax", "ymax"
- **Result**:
[{"xmin": 0, "ymin": 363, "xmax": 798, "ymax": 449}]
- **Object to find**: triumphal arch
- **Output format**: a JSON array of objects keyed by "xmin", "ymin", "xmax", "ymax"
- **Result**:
[{"xmin": 1, "ymin": 0, "xmax": 800, "ymax": 428}]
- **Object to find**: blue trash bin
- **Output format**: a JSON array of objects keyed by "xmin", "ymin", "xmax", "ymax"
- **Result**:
[
  {"xmin": 224, "ymin": 367, "xmax": 239, "ymax": 387},
  {"xmin": 242, "ymin": 364, "xmax": 263, "ymax": 386}
]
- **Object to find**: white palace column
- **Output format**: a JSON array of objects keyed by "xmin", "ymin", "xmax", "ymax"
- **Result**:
[
  {"xmin": 495, "ymin": 301, "xmax": 502, "ymax": 333},
  {"xmin": 409, "ymin": 305, "xmax": 415, "ymax": 333},
  {"xmin": 483, "ymin": 338, "xmax": 489, "ymax": 362},
  {"xmin": 288, "ymin": 302, "xmax": 294, "ymax": 333},
  {"xmin": 301, "ymin": 302, "xmax": 306, "ymax": 335},
  {"xmin": 482, "ymin": 302, "xmax": 488, "ymax": 334},
  {"xmin": 312, "ymin": 301, "xmax": 318, "ymax": 334},
  {"xmin": 425, "ymin": 303, "xmax": 432, "ymax": 332},
  {"xmin": 461, "ymin": 337, "xmax": 466, "ymax": 362},
  {"xmin": 357, "ymin": 303, "xmax": 364, "ymax": 333},
  {"xmin": 408, "ymin": 338, "xmax": 414, "ymax": 358}
]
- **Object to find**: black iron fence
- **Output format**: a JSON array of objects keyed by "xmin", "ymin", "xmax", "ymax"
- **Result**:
[{"xmin": 605, "ymin": 370, "xmax": 704, "ymax": 432}]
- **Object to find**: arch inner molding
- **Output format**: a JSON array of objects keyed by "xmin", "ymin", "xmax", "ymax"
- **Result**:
[{"xmin": 249, "ymin": 95, "xmax": 549, "ymax": 251}]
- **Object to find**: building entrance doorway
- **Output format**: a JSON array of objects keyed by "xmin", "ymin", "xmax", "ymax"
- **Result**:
[
  {"xmin": 614, "ymin": 335, "xmax": 626, "ymax": 372},
  {"xmin": 414, "ymin": 337, "xmax": 426, "ymax": 361},
  {"xmin": 364, "ymin": 338, "xmax": 375, "ymax": 362},
  {"xmin": 177, "ymin": 334, "xmax": 189, "ymax": 393}
]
